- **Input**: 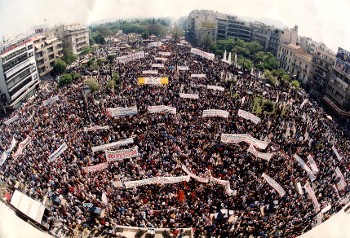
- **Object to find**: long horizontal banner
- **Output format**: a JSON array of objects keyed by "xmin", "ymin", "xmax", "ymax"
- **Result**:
[
  {"xmin": 137, "ymin": 77, "xmax": 168, "ymax": 85},
  {"xmin": 293, "ymin": 154, "xmax": 316, "ymax": 181},
  {"xmin": 151, "ymin": 63, "xmax": 164, "ymax": 68},
  {"xmin": 191, "ymin": 74, "xmax": 206, "ymax": 78},
  {"xmin": 177, "ymin": 66, "xmax": 189, "ymax": 71},
  {"xmin": 117, "ymin": 51, "xmax": 145, "ymax": 64},
  {"xmin": 48, "ymin": 142, "xmax": 68, "ymax": 162},
  {"xmin": 124, "ymin": 176, "xmax": 190, "ymax": 189},
  {"xmin": 3, "ymin": 115, "xmax": 19, "ymax": 125},
  {"xmin": 202, "ymin": 109, "xmax": 229, "ymax": 118},
  {"xmin": 190, "ymin": 48, "xmax": 215, "ymax": 60},
  {"xmin": 84, "ymin": 125, "xmax": 110, "ymax": 132},
  {"xmin": 92, "ymin": 138, "xmax": 134, "ymax": 153},
  {"xmin": 262, "ymin": 173, "xmax": 286, "ymax": 197},
  {"xmin": 304, "ymin": 182, "xmax": 320, "ymax": 212},
  {"xmin": 238, "ymin": 109, "xmax": 261, "ymax": 124},
  {"xmin": 182, "ymin": 165, "xmax": 209, "ymax": 183},
  {"xmin": 307, "ymin": 154, "xmax": 319, "ymax": 173},
  {"xmin": 179, "ymin": 93, "xmax": 199, "ymax": 99},
  {"xmin": 221, "ymin": 134, "xmax": 269, "ymax": 150},
  {"xmin": 83, "ymin": 162, "xmax": 108, "ymax": 173},
  {"xmin": 158, "ymin": 52, "xmax": 171, "ymax": 57},
  {"xmin": 13, "ymin": 136, "xmax": 32, "ymax": 159},
  {"xmin": 207, "ymin": 85, "xmax": 224, "ymax": 91},
  {"xmin": 43, "ymin": 95, "xmax": 59, "ymax": 106},
  {"xmin": 247, "ymin": 145, "xmax": 274, "ymax": 162},
  {"xmin": 0, "ymin": 137, "xmax": 17, "ymax": 166},
  {"xmin": 142, "ymin": 70, "xmax": 158, "ymax": 75},
  {"xmin": 107, "ymin": 106, "xmax": 138, "ymax": 117},
  {"xmin": 210, "ymin": 176, "xmax": 233, "ymax": 195},
  {"xmin": 154, "ymin": 57, "xmax": 167, "ymax": 62},
  {"xmin": 148, "ymin": 105, "xmax": 176, "ymax": 114},
  {"xmin": 106, "ymin": 146, "xmax": 139, "ymax": 162},
  {"xmin": 147, "ymin": 41, "xmax": 162, "ymax": 48}
]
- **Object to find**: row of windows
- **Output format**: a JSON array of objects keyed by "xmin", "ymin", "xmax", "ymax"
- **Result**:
[
  {"xmin": 3, "ymin": 53, "xmax": 29, "ymax": 72},
  {"xmin": 6, "ymin": 67, "xmax": 31, "ymax": 87},
  {"xmin": 9, "ymin": 75, "xmax": 33, "ymax": 97},
  {"xmin": 1, "ymin": 47, "xmax": 27, "ymax": 63}
]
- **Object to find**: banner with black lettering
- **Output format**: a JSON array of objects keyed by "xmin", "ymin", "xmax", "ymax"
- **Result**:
[
  {"xmin": 262, "ymin": 173, "xmax": 286, "ymax": 197},
  {"xmin": 124, "ymin": 176, "xmax": 190, "ymax": 189},
  {"xmin": 151, "ymin": 63, "xmax": 164, "ymax": 68},
  {"xmin": 207, "ymin": 85, "xmax": 224, "ymax": 91},
  {"xmin": 83, "ymin": 162, "xmax": 108, "ymax": 173},
  {"xmin": 142, "ymin": 70, "xmax": 158, "ymax": 75},
  {"xmin": 190, "ymin": 48, "xmax": 215, "ymax": 60},
  {"xmin": 0, "ymin": 137, "xmax": 17, "ymax": 166},
  {"xmin": 202, "ymin": 109, "xmax": 229, "ymax": 118},
  {"xmin": 179, "ymin": 93, "xmax": 199, "ymax": 99},
  {"xmin": 191, "ymin": 74, "xmax": 206, "ymax": 78},
  {"xmin": 84, "ymin": 125, "xmax": 110, "ymax": 132},
  {"xmin": 107, "ymin": 106, "xmax": 138, "ymax": 117},
  {"xmin": 247, "ymin": 145, "xmax": 274, "ymax": 162},
  {"xmin": 154, "ymin": 57, "xmax": 167, "ymax": 62},
  {"xmin": 106, "ymin": 146, "xmax": 139, "ymax": 162},
  {"xmin": 238, "ymin": 109, "xmax": 261, "ymax": 124},
  {"xmin": 92, "ymin": 138, "xmax": 134, "ymax": 153},
  {"xmin": 158, "ymin": 52, "xmax": 171, "ymax": 57},
  {"xmin": 148, "ymin": 105, "xmax": 176, "ymax": 114},
  {"xmin": 48, "ymin": 142, "xmax": 68, "ymax": 162},
  {"xmin": 117, "ymin": 51, "xmax": 145, "ymax": 64},
  {"xmin": 221, "ymin": 134, "xmax": 269, "ymax": 150}
]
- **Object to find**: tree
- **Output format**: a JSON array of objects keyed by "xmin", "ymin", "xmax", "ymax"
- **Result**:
[
  {"xmin": 291, "ymin": 80, "xmax": 300, "ymax": 89},
  {"xmin": 107, "ymin": 79, "xmax": 116, "ymax": 89},
  {"xmin": 141, "ymin": 32, "xmax": 149, "ymax": 39},
  {"xmin": 237, "ymin": 56, "xmax": 253, "ymax": 70},
  {"xmin": 62, "ymin": 49, "xmax": 78, "ymax": 65},
  {"xmin": 93, "ymin": 34, "xmax": 106, "ymax": 45},
  {"xmin": 58, "ymin": 73, "xmax": 73, "ymax": 86},
  {"xmin": 69, "ymin": 72, "xmax": 81, "ymax": 81},
  {"xmin": 80, "ymin": 46, "xmax": 92, "ymax": 56},
  {"xmin": 85, "ymin": 78, "xmax": 100, "ymax": 92},
  {"xmin": 264, "ymin": 70, "xmax": 278, "ymax": 86},
  {"xmin": 52, "ymin": 59, "xmax": 67, "ymax": 75}
]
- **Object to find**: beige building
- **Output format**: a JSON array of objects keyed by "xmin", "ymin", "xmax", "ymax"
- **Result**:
[
  {"xmin": 280, "ymin": 25, "xmax": 298, "ymax": 45},
  {"xmin": 32, "ymin": 33, "xmax": 63, "ymax": 78},
  {"xmin": 277, "ymin": 43, "xmax": 312, "ymax": 84},
  {"xmin": 52, "ymin": 24, "xmax": 89, "ymax": 54}
]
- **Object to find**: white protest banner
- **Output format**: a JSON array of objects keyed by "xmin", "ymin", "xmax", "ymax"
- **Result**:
[
  {"xmin": 13, "ymin": 136, "xmax": 32, "ymax": 159},
  {"xmin": 107, "ymin": 106, "xmax": 138, "ymax": 117},
  {"xmin": 247, "ymin": 145, "xmax": 273, "ymax": 162},
  {"xmin": 296, "ymin": 182, "xmax": 303, "ymax": 195},
  {"xmin": 92, "ymin": 138, "xmax": 134, "ymax": 153},
  {"xmin": 335, "ymin": 167, "xmax": 347, "ymax": 191},
  {"xmin": 3, "ymin": 115, "xmax": 19, "ymax": 125},
  {"xmin": 160, "ymin": 176, "xmax": 191, "ymax": 184},
  {"xmin": 101, "ymin": 192, "xmax": 108, "ymax": 205},
  {"xmin": 158, "ymin": 52, "xmax": 171, "ymax": 57},
  {"xmin": 221, "ymin": 134, "xmax": 269, "ymax": 150},
  {"xmin": 43, "ymin": 95, "xmax": 59, "ymax": 106},
  {"xmin": 293, "ymin": 154, "xmax": 316, "ymax": 181},
  {"xmin": 112, "ymin": 180, "xmax": 123, "ymax": 188},
  {"xmin": 307, "ymin": 154, "xmax": 319, "ymax": 173},
  {"xmin": 238, "ymin": 109, "xmax": 261, "ymax": 124},
  {"xmin": 191, "ymin": 74, "xmax": 206, "ymax": 78},
  {"xmin": 142, "ymin": 70, "xmax": 158, "ymax": 75},
  {"xmin": 117, "ymin": 51, "xmax": 145, "ymax": 64},
  {"xmin": 207, "ymin": 85, "xmax": 225, "ymax": 91},
  {"xmin": 210, "ymin": 176, "xmax": 233, "ymax": 195},
  {"xmin": 304, "ymin": 182, "xmax": 321, "ymax": 212},
  {"xmin": 0, "ymin": 137, "xmax": 17, "ymax": 166},
  {"xmin": 321, "ymin": 204, "xmax": 332, "ymax": 214},
  {"xmin": 179, "ymin": 93, "xmax": 199, "ymax": 99},
  {"xmin": 83, "ymin": 162, "xmax": 108, "ymax": 173},
  {"xmin": 84, "ymin": 125, "xmax": 110, "ymax": 132},
  {"xmin": 177, "ymin": 66, "xmax": 189, "ymax": 71},
  {"xmin": 154, "ymin": 57, "xmax": 167, "ymax": 62},
  {"xmin": 124, "ymin": 177, "xmax": 156, "ymax": 188},
  {"xmin": 151, "ymin": 63, "xmax": 164, "ymax": 68},
  {"xmin": 190, "ymin": 48, "xmax": 215, "ymax": 60},
  {"xmin": 202, "ymin": 109, "xmax": 229, "ymax": 118},
  {"xmin": 148, "ymin": 105, "xmax": 176, "ymax": 114},
  {"xmin": 182, "ymin": 165, "xmax": 209, "ymax": 183},
  {"xmin": 332, "ymin": 145, "xmax": 343, "ymax": 161},
  {"xmin": 262, "ymin": 173, "xmax": 286, "ymax": 197},
  {"xmin": 106, "ymin": 146, "xmax": 139, "ymax": 162},
  {"xmin": 147, "ymin": 41, "xmax": 162, "ymax": 48},
  {"xmin": 48, "ymin": 142, "xmax": 68, "ymax": 162}
]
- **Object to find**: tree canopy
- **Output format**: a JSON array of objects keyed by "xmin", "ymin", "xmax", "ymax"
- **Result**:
[{"xmin": 62, "ymin": 49, "xmax": 78, "ymax": 65}]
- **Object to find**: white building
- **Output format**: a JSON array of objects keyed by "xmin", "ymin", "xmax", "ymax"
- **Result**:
[{"xmin": 0, "ymin": 36, "xmax": 39, "ymax": 109}]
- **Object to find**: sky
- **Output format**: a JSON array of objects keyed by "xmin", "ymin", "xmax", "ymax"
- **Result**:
[{"xmin": 0, "ymin": 0, "xmax": 349, "ymax": 52}]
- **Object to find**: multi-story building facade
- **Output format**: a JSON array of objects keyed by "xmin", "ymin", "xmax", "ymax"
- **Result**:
[
  {"xmin": 52, "ymin": 24, "xmax": 89, "ymax": 54},
  {"xmin": 250, "ymin": 21, "xmax": 282, "ymax": 56},
  {"xmin": 323, "ymin": 47, "xmax": 350, "ymax": 117},
  {"xmin": 277, "ymin": 43, "xmax": 312, "ymax": 84},
  {"xmin": 280, "ymin": 25, "xmax": 298, "ymax": 45},
  {"xmin": 216, "ymin": 15, "xmax": 252, "ymax": 42},
  {"xmin": 32, "ymin": 32, "xmax": 63, "ymax": 78},
  {"xmin": 307, "ymin": 49, "xmax": 336, "ymax": 99},
  {"xmin": 0, "ymin": 36, "xmax": 39, "ymax": 109}
]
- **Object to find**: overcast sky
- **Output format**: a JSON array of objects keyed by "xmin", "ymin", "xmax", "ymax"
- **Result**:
[{"xmin": 0, "ymin": 0, "xmax": 349, "ymax": 52}]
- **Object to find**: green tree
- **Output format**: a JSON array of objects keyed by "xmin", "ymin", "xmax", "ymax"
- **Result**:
[
  {"xmin": 237, "ymin": 56, "xmax": 253, "ymax": 70},
  {"xmin": 264, "ymin": 70, "xmax": 278, "ymax": 86},
  {"xmin": 80, "ymin": 46, "xmax": 92, "ymax": 56},
  {"xmin": 62, "ymin": 49, "xmax": 78, "ymax": 65},
  {"xmin": 69, "ymin": 72, "xmax": 81, "ymax": 81},
  {"xmin": 291, "ymin": 80, "xmax": 300, "ymax": 89},
  {"xmin": 142, "ymin": 32, "xmax": 149, "ymax": 39},
  {"xmin": 58, "ymin": 73, "xmax": 73, "ymax": 86},
  {"xmin": 107, "ymin": 79, "xmax": 116, "ymax": 89},
  {"xmin": 93, "ymin": 34, "xmax": 106, "ymax": 45},
  {"xmin": 85, "ymin": 78, "xmax": 100, "ymax": 92},
  {"xmin": 52, "ymin": 58, "xmax": 67, "ymax": 75}
]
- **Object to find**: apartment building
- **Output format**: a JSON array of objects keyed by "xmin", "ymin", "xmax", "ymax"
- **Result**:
[
  {"xmin": 32, "ymin": 32, "xmax": 63, "ymax": 78},
  {"xmin": 0, "ymin": 36, "xmax": 39, "ymax": 109},
  {"xmin": 52, "ymin": 24, "xmax": 89, "ymax": 54},
  {"xmin": 250, "ymin": 21, "xmax": 281, "ymax": 55}
]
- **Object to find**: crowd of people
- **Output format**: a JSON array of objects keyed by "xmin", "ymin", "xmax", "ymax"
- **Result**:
[{"xmin": 0, "ymin": 38, "xmax": 349, "ymax": 238}]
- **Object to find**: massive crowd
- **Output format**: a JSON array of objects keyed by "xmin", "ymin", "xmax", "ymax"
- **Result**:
[{"xmin": 0, "ymin": 39, "xmax": 349, "ymax": 238}]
